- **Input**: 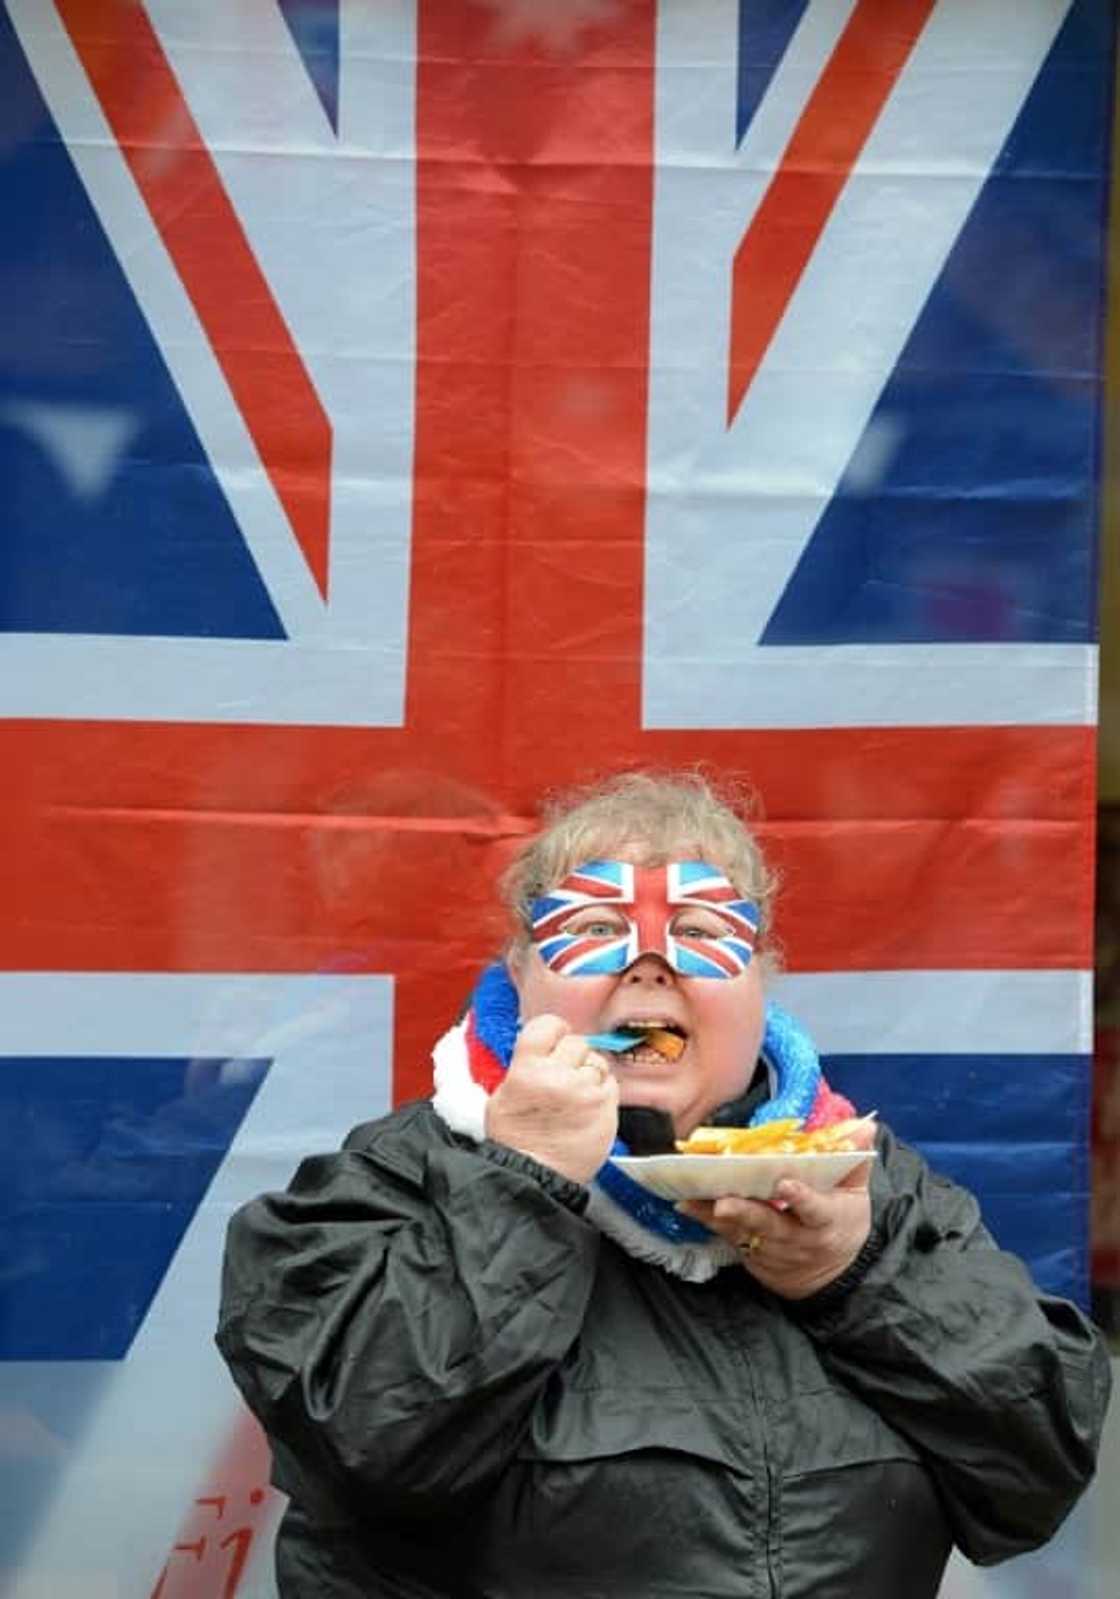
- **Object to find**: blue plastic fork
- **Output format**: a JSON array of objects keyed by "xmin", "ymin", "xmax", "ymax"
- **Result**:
[{"xmin": 586, "ymin": 1029, "xmax": 644, "ymax": 1053}]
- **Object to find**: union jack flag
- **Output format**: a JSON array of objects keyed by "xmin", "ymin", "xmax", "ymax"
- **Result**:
[{"xmin": 0, "ymin": 1, "xmax": 1112, "ymax": 1595}]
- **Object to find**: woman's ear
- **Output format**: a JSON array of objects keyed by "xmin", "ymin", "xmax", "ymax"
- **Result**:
[{"xmin": 504, "ymin": 940, "xmax": 528, "ymax": 993}]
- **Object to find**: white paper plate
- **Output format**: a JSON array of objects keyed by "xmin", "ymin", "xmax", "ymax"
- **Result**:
[{"xmin": 610, "ymin": 1149, "xmax": 876, "ymax": 1202}]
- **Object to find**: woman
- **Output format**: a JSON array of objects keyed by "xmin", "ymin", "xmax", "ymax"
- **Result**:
[{"xmin": 217, "ymin": 771, "xmax": 1111, "ymax": 1598}]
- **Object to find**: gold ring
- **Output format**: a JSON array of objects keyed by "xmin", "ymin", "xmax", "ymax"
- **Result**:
[{"xmin": 739, "ymin": 1233, "xmax": 763, "ymax": 1258}]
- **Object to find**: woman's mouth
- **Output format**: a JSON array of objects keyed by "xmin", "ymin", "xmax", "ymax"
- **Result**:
[{"xmin": 613, "ymin": 1019, "xmax": 687, "ymax": 1062}]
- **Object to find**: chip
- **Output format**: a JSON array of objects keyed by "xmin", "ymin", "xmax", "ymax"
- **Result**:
[
  {"xmin": 640, "ymin": 1027, "xmax": 685, "ymax": 1061},
  {"xmin": 674, "ymin": 1115, "xmax": 873, "ymax": 1156}
]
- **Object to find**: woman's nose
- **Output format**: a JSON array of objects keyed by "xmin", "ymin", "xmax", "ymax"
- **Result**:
[{"xmin": 623, "ymin": 953, "xmax": 675, "ymax": 984}]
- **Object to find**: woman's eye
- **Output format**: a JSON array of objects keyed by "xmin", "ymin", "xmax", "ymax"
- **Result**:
[
  {"xmin": 564, "ymin": 916, "xmax": 624, "ymax": 938},
  {"xmin": 674, "ymin": 917, "xmax": 732, "ymax": 941}
]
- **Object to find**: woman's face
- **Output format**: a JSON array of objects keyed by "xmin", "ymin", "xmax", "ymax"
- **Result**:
[{"xmin": 510, "ymin": 851, "xmax": 766, "ymax": 1136}]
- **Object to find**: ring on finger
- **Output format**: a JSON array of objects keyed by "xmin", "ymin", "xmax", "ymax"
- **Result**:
[{"xmin": 739, "ymin": 1232, "xmax": 763, "ymax": 1258}]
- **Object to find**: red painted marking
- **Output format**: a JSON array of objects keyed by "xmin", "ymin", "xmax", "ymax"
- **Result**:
[
  {"xmin": 171, "ymin": 1539, "xmax": 205, "ymax": 1561},
  {"xmin": 217, "ymin": 1528, "xmax": 255, "ymax": 1599},
  {"xmin": 55, "ymin": 0, "xmax": 333, "ymax": 598},
  {"xmin": 727, "ymin": 0, "xmax": 937, "ymax": 422},
  {"xmin": 147, "ymin": 1410, "xmax": 276, "ymax": 1598}
]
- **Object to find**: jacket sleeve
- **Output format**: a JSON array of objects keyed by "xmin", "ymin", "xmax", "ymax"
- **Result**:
[
  {"xmin": 215, "ymin": 1104, "xmax": 601, "ymax": 1515},
  {"xmin": 791, "ymin": 1125, "xmax": 1112, "ymax": 1567}
]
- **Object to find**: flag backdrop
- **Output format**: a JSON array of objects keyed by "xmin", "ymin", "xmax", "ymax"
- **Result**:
[{"xmin": 0, "ymin": 1, "xmax": 1114, "ymax": 1594}]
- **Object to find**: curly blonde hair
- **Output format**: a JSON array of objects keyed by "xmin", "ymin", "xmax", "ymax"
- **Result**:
[{"xmin": 501, "ymin": 769, "xmax": 780, "ymax": 975}]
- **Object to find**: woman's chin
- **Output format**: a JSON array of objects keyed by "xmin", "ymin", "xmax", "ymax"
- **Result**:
[
  {"xmin": 617, "ymin": 1082, "xmax": 671, "ymax": 1111},
  {"xmin": 616, "ymin": 1084, "xmax": 693, "ymax": 1134}
]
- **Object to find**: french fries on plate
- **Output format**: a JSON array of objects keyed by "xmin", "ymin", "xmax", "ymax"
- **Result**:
[{"xmin": 674, "ymin": 1115, "xmax": 875, "ymax": 1157}]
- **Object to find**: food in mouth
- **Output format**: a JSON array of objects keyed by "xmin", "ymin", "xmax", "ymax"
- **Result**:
[
  {"xmin": 626, "ymin": 1023, "xmax": 685, "ymax": 1061},
  {"xmin": 588, "ymin": 1022, "xmax": 686, "ymax": 1061}
]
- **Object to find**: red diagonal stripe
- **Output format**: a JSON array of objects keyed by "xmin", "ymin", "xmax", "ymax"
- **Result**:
[
  {"xmin": 55, "ymin": 0, "xmax": 333, "ymax": 599},
  {"xmin": 727, "ymin": 0, "xmax": 936, "ymax": 423}
]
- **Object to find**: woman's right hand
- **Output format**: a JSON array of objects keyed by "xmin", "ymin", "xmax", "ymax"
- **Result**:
[{"xmin": 484, "ymin": 1014, "xmax": 619, "ymax": 1184}]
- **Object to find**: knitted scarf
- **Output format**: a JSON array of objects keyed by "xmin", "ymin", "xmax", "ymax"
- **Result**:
[{"xmin": 432, "ymin": 962, "xmax": 854, "ymax": 1282}]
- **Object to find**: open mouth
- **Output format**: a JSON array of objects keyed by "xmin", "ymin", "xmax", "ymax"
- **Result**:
[{"xmin": 615, "ymin": 1019, "xmax": 687, "ymax": 1062}]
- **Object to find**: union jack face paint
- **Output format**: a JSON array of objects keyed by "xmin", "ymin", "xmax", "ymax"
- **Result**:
[{"xmin": 528, "ymin": 860, "xmax": 759, "ymax": 980}]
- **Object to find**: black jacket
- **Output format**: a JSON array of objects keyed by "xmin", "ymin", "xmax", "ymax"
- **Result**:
[{"xmin": 216, "ymin": 1102, "xmax": 1111, "ymax": 1598}]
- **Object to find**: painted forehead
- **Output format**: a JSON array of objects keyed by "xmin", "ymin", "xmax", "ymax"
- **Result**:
[{"xmin": 528, "ymin": 858, "xmax": 760, "ymax": 980}]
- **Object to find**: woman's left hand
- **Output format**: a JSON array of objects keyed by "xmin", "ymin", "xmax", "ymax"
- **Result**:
[{"xmin": 677, "ymin": 1123, "xmax": 876, "ymax": 1300}]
